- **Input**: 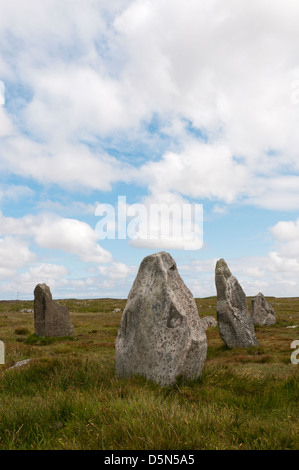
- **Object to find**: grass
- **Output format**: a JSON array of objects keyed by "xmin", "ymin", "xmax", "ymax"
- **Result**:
[{"xmin": 0, "ymin": 296, "xmax": 298, "ymax": 450}]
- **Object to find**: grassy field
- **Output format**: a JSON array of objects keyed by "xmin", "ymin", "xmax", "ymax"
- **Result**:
[{"xmin": 0, "ymin": 296, "xmax": 298, "ymax": 450}]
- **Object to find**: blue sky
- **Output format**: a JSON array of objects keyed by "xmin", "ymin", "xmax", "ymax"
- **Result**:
[{"xmin": 1, "ymin": 0, "xmax": 299, "ymax": 300}]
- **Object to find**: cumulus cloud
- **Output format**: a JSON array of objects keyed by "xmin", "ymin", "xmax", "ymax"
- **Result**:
[
  {"xmin": 268, "ymin": 218, "xmax": 299, "ymax": 276},
  {"xmin": 271, "ymin": 218, "xmax": 299, "ymax": 242},
  {"xmin": 16, "ymin": 264, "xmax": 69, "ymax": 293},
  {"xmin": 0, "ymin": 0, "xmax": 299, "ymax": 206},
  {"xmin": 140, "ymin": 142, "xmax": 249, "ymax": 203},
  {"xmin": 0, "ymin": 237, "xmax": 35, "ymax": 270},
  {"xmin": 0, "ymin": 212, "xmax": 112, "ymax": 264},
  {"xmin": 245, "ymin": 177, "xmax": 299, "ymax": 210},
  {"xmin": 1, "ymin": 138, "xmax": 133, "ymax": 191},
  {"xmin": 0, "ymin": 236, "xmax": 36, "ymax": 279},
  {"xmin": 0, "ymin": 210, "xmax": 114, "ymax": 297},
  {"xmin": 2, "ymin": 262, "xmax": 70, "ymax": 298},
  {"xmin": 98, "ymin": 261, "xmax": 136, "ymax": 281},
  {"xmin": 35, "ymin": 216, "xmax": 112, "ymax": 264}
]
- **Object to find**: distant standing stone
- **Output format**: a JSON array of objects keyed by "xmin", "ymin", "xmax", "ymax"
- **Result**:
[
  {"xmin": 215, "ymin": 259, "xmax": 258, "ymax": 348},
  {"xmin": 251, "ymin": 293, "xmax": 276, "ymax": 326},
  {"xmin": 201, "ymin": 316, "xmax": 217, "ymax": 330},
  {"xmin": 34, "ymin": 283, "xmax": 74, "ymax": 337},
  {"xmin": 115, "ymin": 252, "xmax": 207, "ymax": 386}
]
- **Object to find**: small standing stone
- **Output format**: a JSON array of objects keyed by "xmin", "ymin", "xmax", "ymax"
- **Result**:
[
  {"xmin": 201, "ymin": 316, "xmax": 217, "ymax": 330},
  {"xmin": 34, "ymin": 283, "xmax": 74, "ymax": 337},
  {"xmin": 251, "ymin": 293, "xmax": 276, "ymax": 325},
  {"xmin": 215, "ymin": 259, "xmax": 258, "ymax": 348},
  {"xmin": 115, "ymin": 252, "xmax": 207, "ymax": 386}
]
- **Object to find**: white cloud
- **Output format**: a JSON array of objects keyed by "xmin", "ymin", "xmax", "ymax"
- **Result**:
[
  {"xmin": 0, "ymin": 212, "xmax": 112, "ymax": 264},
  {"xmin": 24, "ymin": 263, "xmax": 69, "ymax": 280},
  {"xmin": 213, "ymin": 205, "xmax": 228, "ymax": 215},
  {"xmin": 0, "ymin": 236, "xmax": 36, "ymax": 278},
  {"xmin": 0, "ymin": 137, "xmax": 133, "ymax": 191},
  {"xmin": 98, "ymin": 261, "xmax": 136, "ymax": 281},
  {"xmin": 245, "ymin": 177, "xmax": 299, "ymax": 210},
  {"xmin": 115, "ymin": 0, "xmax": 299, "ymax": 208},
  {"xmin": 140, "ymin": 142, "xmax": 249, "ymax": 203},
  {"xmin": 268, "ymin": 251, "xmax": 299, "ymax": 273},
  {"xmin": 2, "ymin": 262, "xmax": 69, "ymax": 298},
  {"xmin": 24, "ymin": 66, "xmax": 130, "ymax": 139},
  {"xmin": 267, "ymin": 218, "xmax": 299, "ymax": 277},
  {"xmin": 271, "ymin": 218, "xmax": 299, "ymax": 241},
  {"xmin": 0, "ymin": 184, "xmax": 34, "ymax": 203},
  {"xmin": 0, "ymin": 0, "xmax": 299, "ymax": 207},
  {"xmin": 0, "ymin": 210, "xmax": 121, "ymax": 297},
  {"xmin": 180, "ymin": 258, "xmax": 217, "ymax": 274},
  {"xmin": 34, "ymin": 215, "xmax": 112, "ymax": 264},
  {"xmin": 36, "ymin": 200, "xmax": 97, "ymax": 217}
]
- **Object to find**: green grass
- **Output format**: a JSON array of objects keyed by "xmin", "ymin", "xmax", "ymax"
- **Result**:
[
  {"xmin": 24, "ymin": 333, "xmax": 74, "ymax": 346},
  {"xmin": 0, "ymin": 296, "xmax": 298, "ymax": 450}
]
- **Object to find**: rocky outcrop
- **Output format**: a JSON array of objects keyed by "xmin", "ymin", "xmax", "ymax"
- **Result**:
[{"xmin": 115, "ymin": 252, "xmax": 207, "ymax": 386}]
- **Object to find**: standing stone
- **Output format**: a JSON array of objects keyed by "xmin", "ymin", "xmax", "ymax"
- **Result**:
[
  {"xmin": 115, "ymin": 252, "xmax": 207, "ymax": 386},
  {"xmin": 34, "ymin": 283, "xmax": 74, "ymax": 337},
  {"xmin": 215, "ymin": 259, "xmax": 258, "ymax": 348},
  {"xmin": 251, "ymin": 293, "xmax": 276, "ymax": 326}
]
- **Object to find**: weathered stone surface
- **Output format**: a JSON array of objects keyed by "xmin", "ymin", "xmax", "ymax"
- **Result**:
[
  {"xmin": 201, "ymin": 316, "xmax": 217, "ymax": 330},
  {"xmin": 215, "ymin": 259, "xmax": 258, "ymax": 348},
  {"xmin": 34, "ymin": 283, "xmax": 74, "ymax": 337},
  {"xmin": 251, "ymin": 292, "xmax": 276, "ymax": 326},
  {"xmin": 0, "ymin": 340, "xmax": 4, "ymax": 365},
  {"xmin": 115, "ymin": 252, "xmax": 207, "ymax": 386}
]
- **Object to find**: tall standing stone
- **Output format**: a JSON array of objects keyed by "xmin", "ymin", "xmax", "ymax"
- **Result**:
[
  {"xmin": 251, "ymin": 293, "xmax": 276, "ymax": 326},
  {"xmin": 115, "ymin": 252, "xmax": 207, "ymax": 386},
  {"xmin": 34, "ymin": 283, "xmax": 74, "ymax": 337},
  {"xmin": 215, "ymin": 259, "xmax": 258, "ymax": 348}
]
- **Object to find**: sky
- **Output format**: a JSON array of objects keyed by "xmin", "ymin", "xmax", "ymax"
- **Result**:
[{"xmin": 1, "ymin": 0, "xmax": 299, "ymax": 300}]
